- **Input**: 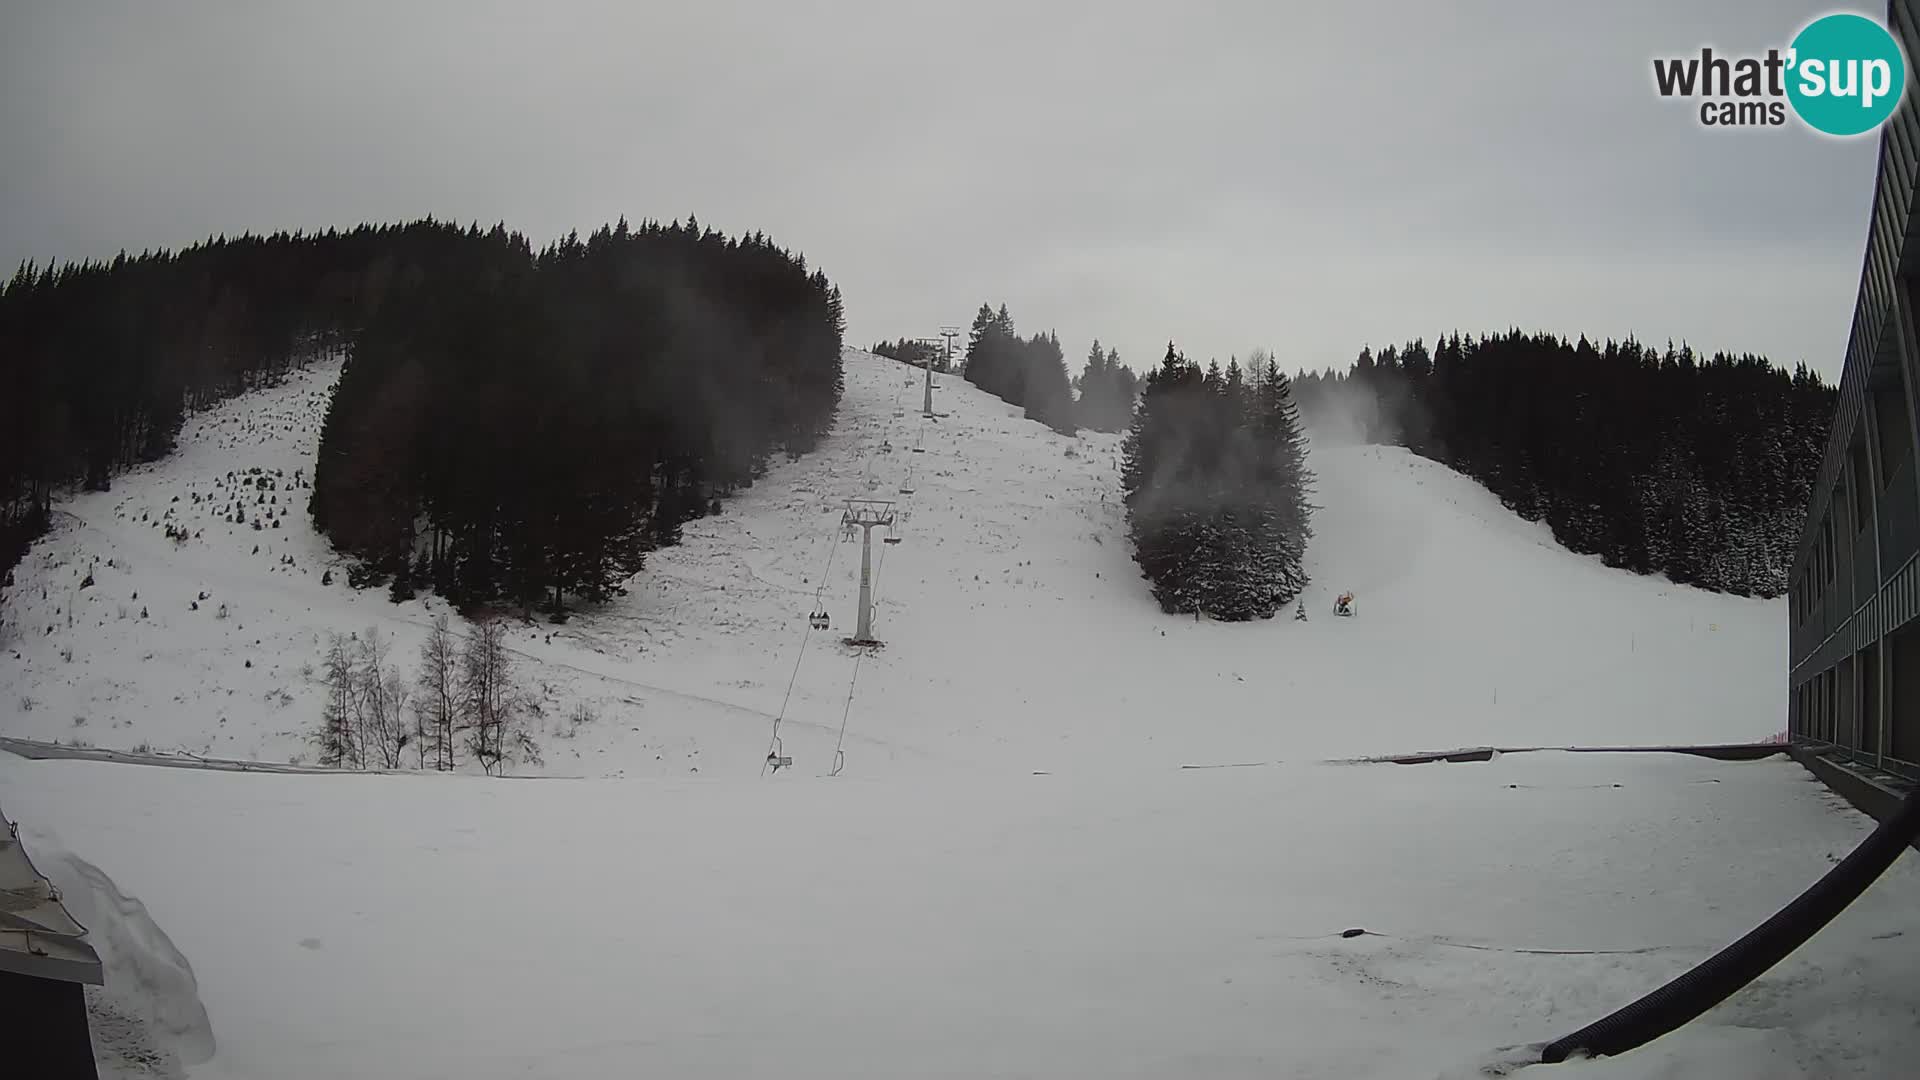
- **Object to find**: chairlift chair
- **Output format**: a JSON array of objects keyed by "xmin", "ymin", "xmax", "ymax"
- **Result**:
[{"xmin": 809, "ymin": 608, "xmax": 831, "ymax": 630}]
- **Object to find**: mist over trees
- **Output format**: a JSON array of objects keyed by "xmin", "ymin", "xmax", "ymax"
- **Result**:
[
  {"xmin": 310, "ymin": 217, "xmax": 846, "ymax": 615},
  {"xmin": 1122, "ymin": 345, "xmax": 1314, "ymax": 620},
  {"xmin": 1291, "ymin": 331, "xmax": 1834, "ymax": 598},
  {"xmin": 0, "ymin": 217, "xmax": 846, "ymax": 621},
  {"xmin": 960, "ymin": 303, "xmax": 1078, "ymax": 435},
  {"xmin": 870, "ymin": 337, "xmax": 951, "ymax": 372},
  {"xmin": 1074, "ymin": 340, "xmax": 1140, "ymax": 432}
]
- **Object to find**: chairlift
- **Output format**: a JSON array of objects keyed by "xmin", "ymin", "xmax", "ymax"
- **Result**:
[
  {"xmin": 880, "ymin": 440, "xmax": 893, "ymax": 453},
  {"xmin": 768, "ymin": 736, "xmax": 793, "ymax": 773},
  {"xmin": 883, "ymin": 536, "xmax": 902, "ymax": 545},
  {"xmin": 899, "ymin": 485, "xmax": 915, "ymax": 494},
  {"xmin": 911, "ymin": 446, "xmax": 926, "ymax": 454},
  {"xmin": 809, "ymin": 608, "xmax": 831, "ymax": 630}
]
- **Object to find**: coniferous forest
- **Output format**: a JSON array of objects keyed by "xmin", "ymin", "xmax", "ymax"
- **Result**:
[
  {"xmin": 1122, "ymin": 346, "xmax": 1315, "ymax": 620},
  {"xmin": 1289, "ymin": 332, "xmax": 1834, "ymax": 598},
  {"xmin": 0, "ymin": 222, "xmax": 453, "ymax": 588},
  {"xmin": 960, "ymin": 303, "xmax": 1078, "ymax": 435},
  {"xmin": 0, "ymin": 217, "xmax": 845, "ymax": 616},
  {"xmin": 1073, "ymin": 340, "xmax": 1140, "ymax": 433},
  {"xmin": 870, "ymin": 337, "xmax": 951, "ymax": 372},
  {"xmin": 311, "ymin": 219, "xmax": 844, "ymax": 613}
]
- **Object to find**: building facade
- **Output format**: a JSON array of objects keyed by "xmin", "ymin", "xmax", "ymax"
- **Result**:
[{"xmin": 1787, "ymin": 0, "xmax": 1920, "ymax": 781}]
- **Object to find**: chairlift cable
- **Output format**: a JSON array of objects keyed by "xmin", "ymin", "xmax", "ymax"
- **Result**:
[
  {"xmin": 830, "ymin": 651, "xmax": 864, "ymax": 777},
  {"xmin": 761, "ymin": 516, "xmax": 845, "ymax": 777}
]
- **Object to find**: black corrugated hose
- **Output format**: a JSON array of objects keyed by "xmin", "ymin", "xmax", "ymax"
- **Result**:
[{"xmin": 1540, "ymin": 784, "xmax": 1920, "ymax": 1064}]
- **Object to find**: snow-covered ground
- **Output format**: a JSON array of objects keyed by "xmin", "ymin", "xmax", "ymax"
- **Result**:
[
  {"xmin": 3, "ymin": 748, "xmax": 1914, "ymax": 1079},
  {"xmin": 4, "ymin": 348, "xmax": 1909, "ymax": 1079},
  {"xmin": 0, "ymin": 350, "xmax": 1780, "ymax": 777}
]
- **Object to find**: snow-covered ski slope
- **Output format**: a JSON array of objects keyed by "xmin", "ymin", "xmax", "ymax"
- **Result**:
[
  {"xmin": 4, "ymin": 349, "xmax": 1912, "ymax": 1080},
  {"xmin": 0, "ymin": 349, "xmax": 1779, "ymax": 776}
]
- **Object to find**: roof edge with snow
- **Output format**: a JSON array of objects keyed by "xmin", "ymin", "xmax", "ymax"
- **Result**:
[{"xmin": 0, "ymin": 802, "xmax": 104, "ymax": 985}]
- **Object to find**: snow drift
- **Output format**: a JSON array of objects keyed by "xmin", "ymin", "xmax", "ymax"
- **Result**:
[{"xmin": 16, "ymin": 816, "xmax": 216, "ymax": 1076}]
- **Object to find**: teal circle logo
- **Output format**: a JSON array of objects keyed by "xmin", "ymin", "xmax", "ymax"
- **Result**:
[{"xmin": 1786, "ymin": 13, "xmax": 1907, "ymax": 136}]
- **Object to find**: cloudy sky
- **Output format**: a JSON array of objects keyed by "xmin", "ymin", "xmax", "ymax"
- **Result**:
[{"xmin": 0, "ymin": 1, "xmax": 1883, "ymax": 378}]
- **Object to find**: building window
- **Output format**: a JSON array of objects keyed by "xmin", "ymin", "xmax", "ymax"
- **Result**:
[
  {"xmin": 1874, "ymin": 372, "xmax": 1914, "ymax": 487},
  {"xmin": 1852, "ymin": 437, "xmax": 1874, "ymax": 531}
]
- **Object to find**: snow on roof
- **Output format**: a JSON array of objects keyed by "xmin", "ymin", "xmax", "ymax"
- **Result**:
[{"xmin": 0, "ymin": 802, "xmax": 103, "ymax": 985}]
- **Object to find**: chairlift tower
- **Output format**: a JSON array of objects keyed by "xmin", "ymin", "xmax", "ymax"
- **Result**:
[
  {"xmin": 842, "ymin": 498, "xmax": 896, "ymax": 644},
  {"xmin": 914, "ymin": 336, "xmax": 940, "ymax": 418},
  {"xmin": 935, "ymin": 326, "xmax": 960, "ymax": 417}
]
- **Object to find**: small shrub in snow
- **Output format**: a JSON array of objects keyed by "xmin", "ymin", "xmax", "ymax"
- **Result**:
[{"xmin": 560, "ymin": 702, "xmax": 595, "ymax": 739}]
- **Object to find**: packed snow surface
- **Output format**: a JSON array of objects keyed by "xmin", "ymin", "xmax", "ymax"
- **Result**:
[{"xmin": 1, "ymin": 750, "xmax": 1913, "ymax": 1079}]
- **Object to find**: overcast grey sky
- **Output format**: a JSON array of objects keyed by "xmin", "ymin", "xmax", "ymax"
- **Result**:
[{"xmin": 0, "ymin": 1, "xmax": 1883, "ymax": 379}]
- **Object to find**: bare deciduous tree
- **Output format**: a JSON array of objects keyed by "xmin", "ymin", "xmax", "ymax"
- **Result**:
[
  {"xmin": 359, "ymin": 626, "xmax": 412, "ymax": 769},
  {"xmin": 318, "ymin": 632, "xmax": 360, "ymax": 767},
  {"xmin": 461, "ymin": 618, "xmax": 537, "ymax": 775},
  {"xmin": 416, "ymin": 614, "xmax": 459, "ymax": 771}
]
